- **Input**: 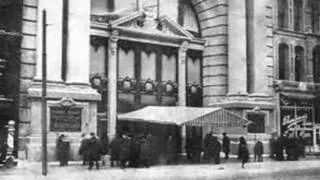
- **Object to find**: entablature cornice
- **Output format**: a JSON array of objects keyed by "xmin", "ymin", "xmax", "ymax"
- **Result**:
[{"xmin": 90, "ymin": 11, "xmax": 205, "ymax": 51}]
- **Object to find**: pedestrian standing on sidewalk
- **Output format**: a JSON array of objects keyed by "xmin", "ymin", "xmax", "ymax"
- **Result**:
[
  {"xmin": 139, "ymin": 135, "xmax": 151, "ymax": 168},
  {"xmin": 222, "ymin": 132, "xmax": 230, "ymax": 160},
  {"xmin": 203, "ymin": 131, "xmax": 214, "ymax": 163},
  {"xmin": 238, "ymin": 136, "xmax": 249, "ymax": 168},
  {"xmin": 253, "ymin": 140, "xmax": 263, "ymax": 162},
  {"xmin": 79, "ymin": 133, "xmax": 89, "ymax": 165},
  {"xmin": 129, "ymin": 133, "xmax": 141, "ymax": 167},
  {"xmin": 56, "ymin": 134, "xmax": 70, "ymax": 167},
  {"xmin": 119, "ymin": 133, "xmax": 131, "ymax": 168},
  {"xmin": 297, "ymin": 133, "xmax": 305, "ymax": 158},
  {"xmin": 109, "ymin": 133, "xmax": 122, "ymax": 167},
  {"xmin": 87, "ymin": 132, "xmax": 102, "ymax": 170},
  {"xmin": 166, "ymin": 135, "xmax": 177, "ymax": 165},
  {"xmin": 269, "ymin": 135, "xmax": 276, "ymax": 159},
  {"xmin": 212, "ymin": 136, "xmax": 221, "ymax": 164},
  {"xmin": 100, "ymin": 131, "xmax": 109, "ymax": 166}
]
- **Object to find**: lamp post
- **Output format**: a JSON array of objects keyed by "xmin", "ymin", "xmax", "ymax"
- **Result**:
[{"xmin": 41, "ymin": 9, "xmax": 48, "ymax": 176}]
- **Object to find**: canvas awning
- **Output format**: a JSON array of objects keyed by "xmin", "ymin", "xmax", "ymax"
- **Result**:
[{"xmin": 117, "ymin": 106, "xmax": 251, "ymax": 129}]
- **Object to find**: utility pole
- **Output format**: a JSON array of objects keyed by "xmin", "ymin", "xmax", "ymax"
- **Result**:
[{"xmin": 41, "ymin": 9, "xmax": 48, "ymax": 176}]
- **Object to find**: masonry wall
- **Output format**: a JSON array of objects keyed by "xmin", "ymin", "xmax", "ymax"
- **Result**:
[
  {"xmin": 18, "ymin": 0, "xmax": 38, "ymax": 154},
  {"xmin": 191, "ymin": 0, "xmax": 228, "ymax": 106}
]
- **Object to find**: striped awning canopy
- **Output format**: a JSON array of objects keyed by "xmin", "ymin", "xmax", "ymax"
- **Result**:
[{"xmin": 117, "ymin": 106, "xmax": 251, "ymax": 129}]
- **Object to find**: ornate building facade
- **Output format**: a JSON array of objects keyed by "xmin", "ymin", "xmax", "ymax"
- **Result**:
[{"xmin": 1, "ymin": 0, "xmax": 319, "ymax": 160}]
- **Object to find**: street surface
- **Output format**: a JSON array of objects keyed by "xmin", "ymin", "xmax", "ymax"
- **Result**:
[{"xmin": 1, "ymin": 157, "xmax": 320, "ymax": 180}]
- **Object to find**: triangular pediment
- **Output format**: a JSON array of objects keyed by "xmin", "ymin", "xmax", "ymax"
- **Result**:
[{"xmin": 110, "ymin": 11, "xmax": 194, "ymax": 39}]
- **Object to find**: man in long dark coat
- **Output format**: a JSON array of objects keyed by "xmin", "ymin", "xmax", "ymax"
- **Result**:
[
  {"xmin": 191, "ymin": 134, "xmax": 203, "ymax": 163},
  {"xmin": 109, "ymin": 134, "xmax": 122, "ymax": 167},
  {"xmin": 146, "ymin": 133, "xmax": 158, "ymax": 165},
  {"xmin": 166, "ymin": 135, "xmax": 177, "ymax": 164},
  {"xmin": 99, "ymin": 131, "xmax": 109, "ymax": 166},
  {"xmin": 87, "ymin": 133, "xmax": 102, "ymax": 170},
  {"xmin": 139, "ymin": 136, "xmax": 151, "ymax": 167},
  {"xmin": 254, "ymin": 141, "xmax": 264, "ymax": 162},
  {"xmin": 119, "ymin": 133, "xmax": 131, "ymax": 168},
  {"xmin": 79, "ymin": 133, "xmax": 89, "ymax": 165},
  {"xmin": 56, "ymin": 134, "xmax": 70, "ymax": 166},
  {"xmin": 212, "ymin": 136, "xmax": 221, "ymax": 164},
  {"xmin": 297, "ymin": 134, "xmax": 305, "ymax": 158},
  {"xmin": 222, "ymin": 132, "xmax": 230, "ymax": 160},
  {"xmin": 269, "ymin": 136, "xmax": 276, "ymax": 159},
  {"xmin": 274, "ymin": 136, "xmax": 284, "ymax": 161},
  {"xmin": 203, "ymin": 132, "xmax": 213, "ymax": 162},
  {"xmin": 129, "ymin": 134, "xmax": 141, "ymax": 167}
]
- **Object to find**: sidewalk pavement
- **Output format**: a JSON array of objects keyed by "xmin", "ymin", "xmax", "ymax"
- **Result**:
[{"xmin": 1, "ymin": 156, "xmax": 320, "ymax": 180}]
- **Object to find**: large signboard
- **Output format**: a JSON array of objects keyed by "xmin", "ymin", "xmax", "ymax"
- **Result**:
[{"xmin": 49, "ymin": 97, "xmax": 82, "ymax": 132}]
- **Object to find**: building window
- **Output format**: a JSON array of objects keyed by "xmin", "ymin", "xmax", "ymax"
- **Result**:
[
  {"xmin": 294, "ymin": 0, "xmax": 303, "ymax": 32},
  {"xmin": 0, "ymin": 2, "xmax": 11, "ymax": 31},
  {"xmin": 280, "ymin": 95, "xmax": 313, "ymax": 135},
  {"xmin": 278, "ymin": 0, "xmax": 289, "ymax": 29},
  {"xmin": 313, "ymin": 45, "xmax": 320, "ymax": 83},
  {"xmin": 295, "ymin": 46, "xmax": 304, "ymax": 82},
  {"xmin": 279, "ymin": 43, "xmax": 290, "ymax": 80},
  {"xmin": 311, "ymin": 0, "xmax": 320, "ymax": 33},
  {"xmin": 117, "ymin": 41, "xmax": 179, "ymax": 113},
  {"xmin": 178, "ymin": 0, "xmax": 200, "ymax": 37},
  {"xmin": 186, "ymin": 50, "xmax": 202, "ymax": 107}
]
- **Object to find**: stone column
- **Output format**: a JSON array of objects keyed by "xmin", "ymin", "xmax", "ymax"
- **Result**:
[
  {"xmin": 107, "ymin": 30, "xmax": 119, "ymax": 141},
  {"xmin": 178, "ymin": 41, "xmax": 188, "ymax": 106},
  {"xmin": 178, "ymin": 41, "xmax": 188, "ymax": 154},
  {"xmin": 66, "ymin": 0, "xmax": 91, "ymax": 84},
  {"xmin": 35, "ymin": 0, "xmax": 63, "ymax": 82},
  {"xmin": 227, "ymin": 0, "xmax": 247, "ymax": 95},
  {"xmin": 181, "ymin": 125, "xmax": 186, "ymax": 154}
]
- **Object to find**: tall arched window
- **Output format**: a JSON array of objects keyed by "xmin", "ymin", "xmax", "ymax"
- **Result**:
[
  {"xmin": 278, "ymin": 0, "xmax": 289, "ymax": 29},
  {"xmin": 313, "ymin": 46, "xmax": 320, "ymax": 83},
  {"xmin": 294, "ymin": 0, "xmax": 303, "ymax": 32},
  {"xmin": 295, "ymin": 46, "xmax": 304, "ymax": 81},
  {"xmin": 279, "ymin": 44, "xmax": 290, "ymax": 80}
]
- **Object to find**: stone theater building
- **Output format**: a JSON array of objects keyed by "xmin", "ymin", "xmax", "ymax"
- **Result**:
[{"xmin": 1, "ymin": 0, "xmax": 320, "ymax": 160}]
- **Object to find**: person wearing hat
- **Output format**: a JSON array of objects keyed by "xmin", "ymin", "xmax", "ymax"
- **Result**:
[
  {"xmin": 222, "ymin": 132, "xmax": 230, "ymax": 160},
  {"xmin": 87, "ymin": 132, "xmax": 102, "ymax": 170},
  {"xmin": 56, "ymin": 134, "xmax": 70, "ymax": 166}
]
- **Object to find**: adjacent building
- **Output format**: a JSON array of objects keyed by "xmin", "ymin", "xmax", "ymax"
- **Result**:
[{"xmin": 0, "ymin": 0, "xmax": 320, "ymax": 161}]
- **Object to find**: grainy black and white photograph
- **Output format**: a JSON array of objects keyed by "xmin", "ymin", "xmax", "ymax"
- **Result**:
[{"xmin": 1, "ymin": 0, "xmax": 320, "ymax": 179}]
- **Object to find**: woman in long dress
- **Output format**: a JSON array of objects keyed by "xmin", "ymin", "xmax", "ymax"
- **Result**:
[{"xmin": 238, "ymin": 136, "xmax": 249, "ymax": 168}]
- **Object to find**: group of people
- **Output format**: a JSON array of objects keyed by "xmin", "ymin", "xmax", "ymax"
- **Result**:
[
  {"xmin": 55, "ymin": 131, "xmax": 308, "ymax": 170},
  {"xmin": 56, "ymin": 132, "xmax": 108, "ymax": 170},
  {"xmin": 78, "ymin": 132, "xmax": 178, "ymax": 169},
  {"xmin": 186, "ymin": 132, "xmax": 264, "ymax": 168},
  {"xmin": 269, "ymin": 133, "xmax": 306, "ymax": 161},
  {"xmin": 78, "ymin": 132, "xmax": 108, "ymax": 170},
  {"xmin": 108, "ymin": 133, "xmax": 177, "ymax": 168}
]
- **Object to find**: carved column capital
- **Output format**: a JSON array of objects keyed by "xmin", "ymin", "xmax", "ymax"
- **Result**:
[
  {"xmin": 179, "ymin": 41, "xmax": 189, "ymax": 64},
  {"xmin": 109, "ymin": 30, "xmax": 119, "ymax": 55},
  {"xmin": 179, "ymin": 41, "xmax": 189, "ymax": 53}
]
